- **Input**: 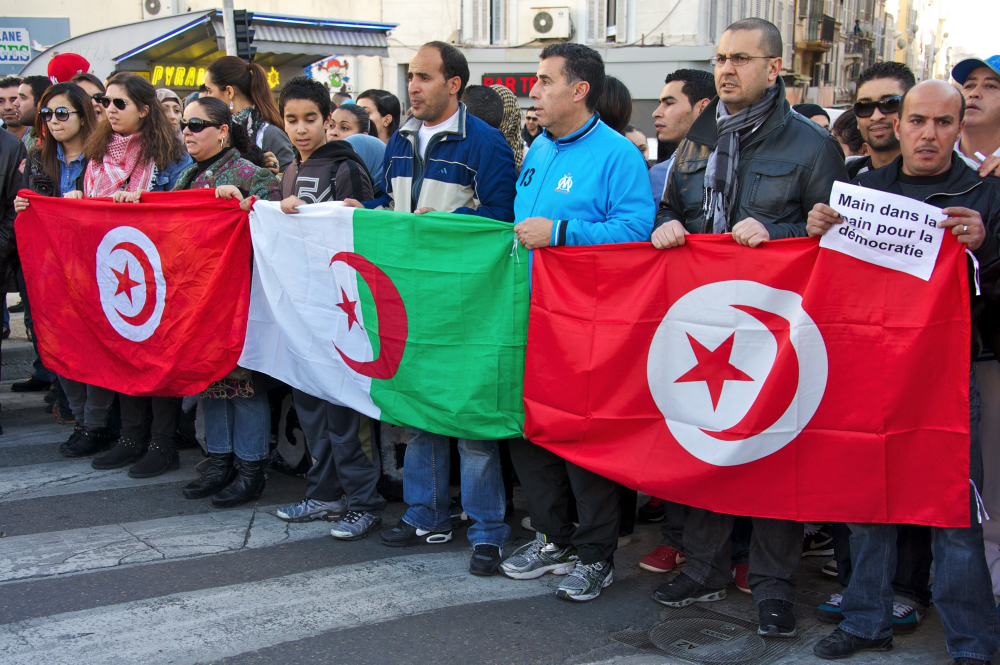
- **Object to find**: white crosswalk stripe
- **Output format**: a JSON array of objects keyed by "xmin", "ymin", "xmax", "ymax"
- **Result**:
[
  {"xmin": 0, "ymin": 552, "xmax": 560, "ymax": 665},
  {"xmin": 0, "ymin": 505, "xmax": 333, "ymax": 583},
  {"xmin": 0, "ymin": 449, "xmax": 202, "ymax": 502}
]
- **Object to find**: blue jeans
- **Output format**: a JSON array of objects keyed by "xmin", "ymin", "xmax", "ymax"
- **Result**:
[
  {"xmin": 202, "ymin": 393, "xmax": 271, "ymax": 462},
  {"xmin": 402, "ymin": 428, "xmax": 510, "ymax": 548},
  {"xmin": 841, "ymin": 368, "xmax": 999, "ymax": 660}
]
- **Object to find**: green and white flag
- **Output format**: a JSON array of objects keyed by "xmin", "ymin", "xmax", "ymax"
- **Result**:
[{"xmin": 239, "ymin": 202, "xmax": 529, "ymax": 440}]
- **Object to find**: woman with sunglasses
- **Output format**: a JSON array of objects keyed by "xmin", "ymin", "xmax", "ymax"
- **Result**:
[
  {"xmin": 13, "ymin": 83, "xmax": 121, "ymax": 457},
  {"xmin": 80, "ymin": 73, "xmax": 192, "ymax": 478},
  {"xmin": 204, "ymin": 56, "xmax": 293, "ymax": 174},
  {"xmin": 168, "ymin": 96, "xmax": 281, "ymax": 507},
  {"xmin": 70, "ymin": 73, "xmax": 106, "ymax": 124}
]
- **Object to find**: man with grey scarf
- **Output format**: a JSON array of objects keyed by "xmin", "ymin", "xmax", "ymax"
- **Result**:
[{"xmin": 649, "ymin": 18, "xmax": 847, "ymax": 639}]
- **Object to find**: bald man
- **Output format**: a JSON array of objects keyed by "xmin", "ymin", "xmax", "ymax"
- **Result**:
[{"xmin": 807, "ymin": 80, "xmax": 1000, "ymax": 663}]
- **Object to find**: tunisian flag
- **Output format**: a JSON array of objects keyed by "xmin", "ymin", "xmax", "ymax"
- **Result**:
[
  {"xmin": 524, "ymin": 236, "xmax": 971, "ymax": 527},
  {"xmin": 15, "ymin": 189, "xmax": 251, "ymax": 396}
]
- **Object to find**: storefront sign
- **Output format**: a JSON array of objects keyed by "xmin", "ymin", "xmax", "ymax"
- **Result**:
[
  {"xmin": 149, "ymin": 63, "xmax": 286, "ymax": 90},
  {"xmin": 151, "ymin": 64, "xmax": 206, "ymax": 88},
  {"xmin": 0, "ymin": 29, "xmax": 31, "ymax": 66},
  {"xmin": 482, "ymin": 74, "xmax": 538, "ymax": 97}
]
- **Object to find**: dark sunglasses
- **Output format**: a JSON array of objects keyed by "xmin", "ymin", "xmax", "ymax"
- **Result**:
[
  {"xmin": 97, "ymin": 96, "xmax": 129, "ymax": 111},
  {"xmin": 180, "ymin": 118, "xmax": 221, "ymax": 133},
  {"xmin": 39, "ymin": 107, "xmax": 80, "ymax": 122},
  {"xmin": 853, "ymin": 95, "xmax": 902, "ymax": 118},
  {"xmin": 90, "ymin": 92, "xmax": 105, "ymax": 102}
]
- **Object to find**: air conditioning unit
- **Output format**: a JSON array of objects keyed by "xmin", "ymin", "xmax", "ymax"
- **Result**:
[
  {"xmin": 142, "ymin": 0, "xmax": 174, "ymax": 20},
  {"xmin": 530, "ymin": 7, "xmax": 571, "ymax": 40}
]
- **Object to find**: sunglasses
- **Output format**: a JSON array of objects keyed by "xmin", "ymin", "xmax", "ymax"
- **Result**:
[
  {"xmin": 39, "ymin": 107, "xmax": 80, "ymax": 122},
  {"xmin": 180, "ymin": 118, "xmax": 222, "ymax": 133},
  {"xmin": 90, "ymin": 93, "xmax": 105, "ymax": 102},
  {"xmin": 98, "ymin": 96, "xmax": 129, "ymax": 110},
  {"xmin": 853, "ymin": 95, "xmax": 902, "ymax": 118}
]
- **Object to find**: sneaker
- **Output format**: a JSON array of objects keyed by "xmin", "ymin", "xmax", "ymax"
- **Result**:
[
  {"xmin": 379, "ymin": 520, "xmax": 453, "ymax": 547},
  {"xmin": 500, "ymin": 532, "xmax": 578, "ymax": 580},
  {"xmin": 618, "ymin": 533, "xmax": 634, "ymax": 549},
  {"xmin": 469, "ymin": 544, "xmax": 502, "ymax": 576},
  {"xmin": 953, "ymin": 659, "xmax": 992, "ymax": 665},
  {"xmin": 652, "ymin": 571, "xmax": 726, "ymax": 608},
  {"xmin": 637, "ymin": 497, "xmax": 666, "ymax": 523},
  {"xmin": 276, "ymin": 497, "xmax": 347, "ymax": 523},
  {"xmin": 330, "ymin": 511, "xmax": 381, "ymax": 540},
  {"xmin": 521, "ymin": 515, "xmax": 535, "ymax": 531},
  {"xmin": 822, "ymin": 559, "xmax": 838, "ymax": 577},
  {"xmin": 813, "ymin": 628, "xmax": 892, "ymax": 660},
  {"xmin": 803, "ymin": 523, "xmax": 834, "ymax": 557},
  {"xmin": 639, "ymin": 545, "xmax": 686, "ymax": 573},
  {"xmin": 557, "ymin": 560, "xmax": 614, "ymax": 602},
  {"xmin": 758, "ymin": 599, "xmax": 796, "ymax": 637},
  {"xmin": 892, "ymin": 599, "xmax": 925, "ymax": 635},
  {"xmin": 816, "ymin": 593, "xmax": 845, "ymax": 623},
  {"xmin": 732, "ymin": 563, "xmax": 751, "ymax": 594}
]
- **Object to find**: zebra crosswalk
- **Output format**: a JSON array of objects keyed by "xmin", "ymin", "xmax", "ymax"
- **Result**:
[{"xmin": 0, "ymin": 386, "xmax": 955, "ymax": 665}]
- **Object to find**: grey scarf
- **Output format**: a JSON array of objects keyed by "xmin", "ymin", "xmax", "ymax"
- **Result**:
[{"xmin": 704, "ymin": 84, "xmax": 782, "ymax": 233}]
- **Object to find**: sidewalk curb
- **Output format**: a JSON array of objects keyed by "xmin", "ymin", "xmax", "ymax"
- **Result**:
[{"xmin": 1, "ymin": 338, "xmax": 36, "ymax": 381}]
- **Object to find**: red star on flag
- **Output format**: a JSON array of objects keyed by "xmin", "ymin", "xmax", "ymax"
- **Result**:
[
  {"xmin": 674, "ymin": 332, "xmax": 753, "ymax": 410},
  {"xmin": 336, "ymin": 287, "xmax": 362, "ymax": 331},
  {"xmin": 111, "ymin": 262, "xmax": 142, "ymax": 304}
]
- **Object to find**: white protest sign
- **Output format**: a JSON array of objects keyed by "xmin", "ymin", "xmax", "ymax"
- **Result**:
[{"xmin": 819, "ymin": 181, "xmax": 946, "ymax": 280}]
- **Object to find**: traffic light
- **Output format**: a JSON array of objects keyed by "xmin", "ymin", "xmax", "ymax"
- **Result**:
[{"xmin": 233, "ymin": 9, "xmax": 256, "ymax": 63}]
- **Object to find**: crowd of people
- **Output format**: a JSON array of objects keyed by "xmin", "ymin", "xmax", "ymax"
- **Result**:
[{"xmin": 1, "ymin": 17, "xmax": 1000, "ymax": 663}]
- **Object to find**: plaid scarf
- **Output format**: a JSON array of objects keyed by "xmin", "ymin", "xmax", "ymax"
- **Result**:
[
  {"xmin": 84, "ymin": 132, "xmax": 155, "ymax": 197},
  {"xmin": 704, "ymin": 84, "xmax": 781, "ymax": 233}
]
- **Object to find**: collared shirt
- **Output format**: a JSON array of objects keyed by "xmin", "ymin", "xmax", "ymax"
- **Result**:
[
  {"xmin": 956, "ymin": 143, "xmax": 1000, "ymax": 170},
  {"xmin": 56, "ymin": 143, "xmax": 87, "ymax": 195}
]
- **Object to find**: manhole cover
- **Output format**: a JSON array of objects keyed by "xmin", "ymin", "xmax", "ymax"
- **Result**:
[{"xmin": 648, "ymin": 617, "xmax": 765, "ymax": 663}]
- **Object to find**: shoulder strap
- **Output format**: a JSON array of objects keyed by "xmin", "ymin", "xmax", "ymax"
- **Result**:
[{"xmin": 281, "ymin": 159, "xmax": 299, "ymax": 198}]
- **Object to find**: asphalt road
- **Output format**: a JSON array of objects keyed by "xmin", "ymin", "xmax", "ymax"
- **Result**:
[{"xmin": 0, "ymin": 378, "xmax": 956, "ymax": 665}]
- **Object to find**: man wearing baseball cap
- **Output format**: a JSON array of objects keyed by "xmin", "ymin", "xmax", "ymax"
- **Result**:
[{"xmin": 953, "ymin": 55, "xmax": 1000, "ymax": 177}]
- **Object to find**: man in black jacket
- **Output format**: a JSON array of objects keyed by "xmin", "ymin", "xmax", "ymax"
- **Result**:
[
  {"xmin": 0, "ymin": 124, "xmax": 27, "ymax": 432},
  {"xmin": 649, "ymin": 18, "xmax": 847, "ymax": 639},
  {"xmin": 845, "ymin": 62, "xmax": 915, "ymax": 180},
  {"xmin": 807, "ymin": 80, "xmax": 1000, "ymax": 664}
]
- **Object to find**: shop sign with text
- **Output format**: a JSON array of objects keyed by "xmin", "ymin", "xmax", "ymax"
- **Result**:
[{"xmin": 482, "ymin": 74, "xmax": 538, "ymax": 97}]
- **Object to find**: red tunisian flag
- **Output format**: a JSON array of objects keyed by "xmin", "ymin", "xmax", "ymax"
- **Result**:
[
  {"xmin": 15, "ymin": 189, "xmax": 251, "ymax": 396},
  {"xmin": 524, "ymin": 236, "xmax": 971, "ymax": 527}
]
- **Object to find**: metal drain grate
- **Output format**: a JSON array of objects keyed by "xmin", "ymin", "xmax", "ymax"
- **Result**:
[{"xmin": 610, "ymin": 606, "xmax": 799, "ymax": 665}]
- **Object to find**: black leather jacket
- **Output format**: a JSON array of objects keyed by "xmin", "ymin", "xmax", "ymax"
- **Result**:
[
  {"xmin": 0, "ymin": 129, "xmax": 27, "ymax": 293},
  {"xmin": 855, "ymin": 154, "xmax": 1000, "ymax": 353},
  {"xmin": 655, "ymin": 78, "xmax": 848, "ymax": 237}
]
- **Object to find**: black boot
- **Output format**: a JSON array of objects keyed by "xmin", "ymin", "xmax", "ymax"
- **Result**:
[
  {"xmin": 128, "ymin": 439, "xmax": 179, "ymax": 478},
  {"xmin": 59, "ymin": 424, "xmax": 86, "ymax": 454},
  {"xmin": 92, "ymin": 436, "xmax": 146, "ymax": 470},
  {"xmin": 62, "ymin": 427, "xmax": 116, "ymax": 458},
  {"xmin": 211, "ymin": 458, "xmax": 266, "ymax": 508},
  {"xmin": 183, "ymin": 453, "xmax": 236, "ymax": 499}
]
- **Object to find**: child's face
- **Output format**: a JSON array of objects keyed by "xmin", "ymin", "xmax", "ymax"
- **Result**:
[{"xmin": 283, "ymin": 98, "xmax": 327, "ymax": 158}]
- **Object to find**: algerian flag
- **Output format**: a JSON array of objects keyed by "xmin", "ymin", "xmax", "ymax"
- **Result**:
[{"xmin": 239, "ymin": 201, "xmax": 529, "ymax": 440}]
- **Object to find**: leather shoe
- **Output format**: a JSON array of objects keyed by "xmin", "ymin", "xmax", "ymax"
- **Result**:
[{"xmin": 814, "ymin": 628, "xmax": 892, "ymax": 660}]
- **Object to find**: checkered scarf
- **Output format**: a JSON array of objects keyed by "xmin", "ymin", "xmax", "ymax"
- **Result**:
[
  {"xmin": 704, "ymin": 84, "xmax": 781, "ymax": 233},
  {"xmin": 491, "ymin": 84, "xmax": 525, "ymax": 172},
  {"xmin": 84, "ymin": 132, "xmax": 155, "ymax": 197}
]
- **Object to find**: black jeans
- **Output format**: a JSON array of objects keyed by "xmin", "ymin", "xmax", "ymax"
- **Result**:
[
  {"xmin": 682, "ymin": 509, "xmax": 801, "ymax": 604},
  {"xmin": 509, "ymin": 438, "xmax": 621, "ymax": 564},
  {"xmin": 119, "ymin": 394, "xmax": 181, "ymax": 446}
]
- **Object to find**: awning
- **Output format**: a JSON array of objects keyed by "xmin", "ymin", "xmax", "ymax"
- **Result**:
[{"xmin": 19, "ymin": 10, "xmax": 394, "ymax": 80}]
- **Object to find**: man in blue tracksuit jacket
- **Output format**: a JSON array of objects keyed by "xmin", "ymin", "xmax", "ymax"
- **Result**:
[
  {"xmin": 346, "ymin": 41, "xmax": 516, "ymax": 578},
  {"xmin": 500, "ymin": 43, "xmax": 655, "ymax": 602}
]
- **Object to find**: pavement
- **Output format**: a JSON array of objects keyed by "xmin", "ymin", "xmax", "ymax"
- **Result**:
[
  {"xmin": 0, "ymin": 349, "xmax": 959, "ymax": 664},
  {"xmin": 2, "ymin": 292, "xmax": 36, "ymax": 383}
]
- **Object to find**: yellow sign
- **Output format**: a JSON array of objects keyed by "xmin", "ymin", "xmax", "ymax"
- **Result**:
[
  {"xmin": 133, "ymin": 71, "xmax": 151, "ymax": 81},
  {"xmin": 150, "ymin": 65, "xmax": 207, "ymax": 88},
  {"xmin": 267, "ymin": 66, "xmax": 280, "ymax": 89}
]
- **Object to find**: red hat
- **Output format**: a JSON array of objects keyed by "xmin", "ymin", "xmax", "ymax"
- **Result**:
[{"xmin": 47, "ymin": 53, "xmax": 91, "ymax": 84}]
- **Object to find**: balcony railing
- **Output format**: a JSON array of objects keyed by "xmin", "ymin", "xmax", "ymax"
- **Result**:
[{"xmin": 809, "ymin": 15, "xmax": 836, "ymax": 43}]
